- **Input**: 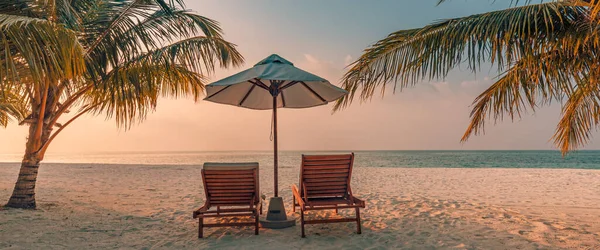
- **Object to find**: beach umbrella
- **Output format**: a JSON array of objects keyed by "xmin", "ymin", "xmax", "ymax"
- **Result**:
[{"xmin": 204, "ymin": 54, "xmax": 347, "ymax": 197}]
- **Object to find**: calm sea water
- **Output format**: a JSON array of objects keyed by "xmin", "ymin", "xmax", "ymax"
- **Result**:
[{"xmin": 0, "ymin": 151, "xmax": 599, "ymax": 169}]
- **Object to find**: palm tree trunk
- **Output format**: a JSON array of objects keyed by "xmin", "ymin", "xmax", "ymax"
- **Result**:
[
  {"xmin": 6, "ymin": 125, "xmax": 44, "ymax": 208},
  {"xmin": 6, "ymin": 85, "xmax": 54, "ymax": 209}
]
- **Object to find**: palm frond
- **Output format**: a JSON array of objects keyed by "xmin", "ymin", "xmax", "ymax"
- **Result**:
[
  {"xmin": 126, "ymin": 36, "xmax": 243, "ymax": 76},
  {"xmin": 84, "ymin": 2, "xmax": 238, "ymax": 81},
  {"xmin": 552, "ymin": 76, "xmax": 600, "ymax": 154},
  {"xmin": 83, "ymin": 0, "xmax": 184, "ymax": 54},
  {"xmin": 86, "ymin": 62, "xmax": 205, "ymax": 128},
  {"xmin": 0, "ymin": 91, "xmax": 28, "ymax": 127},
  {"xmin": 335, "ymin": 1, "xmax": 586, "ymax": 111},
  {"xmin": 461, "ymin": 48, "xmax": 596, "ymax": 141},
  {"xmin": 0, "ymin": 13, "xmax": 86, "ymax": 85}
]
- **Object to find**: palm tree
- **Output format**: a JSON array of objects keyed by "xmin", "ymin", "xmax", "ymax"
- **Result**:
[
  {"xmin": 336, "ymin": 0, "xmax": 600, "ymax": 155},
  {"xmin": 0, "ymin": 0, "xmax": 243, "ymax": 208}
]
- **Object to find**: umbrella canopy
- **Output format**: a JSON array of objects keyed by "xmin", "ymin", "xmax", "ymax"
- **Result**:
[
  {"xmin": 205, "ymin": 54, "xmax": 347, "ymax": 109},
  {"xmin": 204, "ymin": 54, "xmax": 347, "ymax": 197}
]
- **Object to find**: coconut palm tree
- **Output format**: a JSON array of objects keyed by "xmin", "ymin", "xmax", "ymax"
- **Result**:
[
  {"xmin": 0, "ymin": 0, "xmax": 244, "ymax": 208},
  {"xmin": 336, "ymin": 0, "xmax": 600, "ymax": 155}
]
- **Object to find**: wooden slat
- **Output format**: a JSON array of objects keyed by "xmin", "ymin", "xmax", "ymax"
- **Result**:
[
  {"xmin": 307, "ymin": 195, "xmax": 346, "ymax": 199},
  {"xmin": 204, "ymin": 175, "xmax": 254, "ymax": 179},
  {"xmin": 204, "ymin": 179, "xmax": 254, "ymax": 184},
  {"xmin": 305, "ymin": 197, "xmax": 352, "ymax": 205},
  {"xmin": 306, "ymin": 185, "xmax": 346, "ymax": 191},
  {"xmin": 305, "ymin": 181, "xmax": 347, "ymax": 187},
  {"xmin": 210, "ymin": 200, "xmax": 252, "ymax": 204},
  {"xmin": 198, "ymin": 213, "xmax": 255, "ymax": 218},
  {"xmin": 303, "ymin": 169, "xmax": 349, "ymax": 175},
  {"xmin": 210, "ymin": 203, "xmax": 252, "ymax": 207},
  {"xmin": 209, "ymin": 189, "xmax": 254, "ymax": 194},
  {"xmin": 303, "ymin": 155, "xmax": 352, "ymax": 160},
  {"xmin": 211, "ymin": 196, "xmax": 253, "ymax": 200},
  {"xmin": 208, "ymin": 185, "xmax": 255, "ymax": 190},
  {"xmin": 211, "ymin": 200, "xmax": 252, "ymax": 204},
  {"xmin": 304, "ymin": 173, "xmax": 348, "ymax": 178},
  {"xmin": 203, "ymin": 170, "xmax": 255, "ymax": 175},
  {"xmin": 203, "ymin": 222, "xmax": 255, "ymax": 227},
  {"xmin": 304, "ymin": 218, "xmax": 357, "ymax": 224},
  {"xmin": 308, "ymin": 194, "xmax": 346, "ymax": 198},
  {"xmin": 303, "ymin": 160, "xmax": 351, "ymax": 166},
  {"xmin": 210, "ymin": 195, "xmax": 253, "ymax": 199},
  {"xmin": 210, "ymin": 192, "xmax": 254, "ymax": 198},
  {"xmin": 205, "ymin": 182, "xmax": 255, "ymax": 186},
  {"xmin": 304, "ymin": 177, "xmax": 347, "ymax": 183},
  {"xmin": 198, "ymin": 208, "xmax": 253, "ymax": 214},
  {"xmin": 308, "ymin": 189, "xmax": 347, "ymax": 194},
  {"xmin": 305, "ymin": 205, "xmax": 362, "ymax": 210},
  {"xmin": 303, "ymin": 165, "xmax": 350, "ymax": 170}
]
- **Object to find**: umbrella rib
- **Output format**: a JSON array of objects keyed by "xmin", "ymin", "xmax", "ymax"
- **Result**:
[
  {"xmin": 300, "ymin": 81, "xmax": 326, "ymax": 102},
  {"xmin": 281, "ymin": 90, "xmax": 286, "ymax": 107},
  {"xmin": 248, "ymin": 80, "xmax": 269, "ymax": 91},
  {"xmin": 279, "ymin": 81, "xmax": 298, "ymax": 90},
  {"xmin": 239, "ymin": 84, "xmax": 256, "ymax": 106},
  {"xmin": 206, "ymin": 85, "xmax": 232, "ymax": 99},
  {"xmin": 250, "ymin": 78, "xmax": 270, "ymax": 90}
]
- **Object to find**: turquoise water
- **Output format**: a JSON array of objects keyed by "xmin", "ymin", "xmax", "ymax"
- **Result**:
[{"xmin": 0, "ymin": 150, "xmax": 599, "ymax": 169}]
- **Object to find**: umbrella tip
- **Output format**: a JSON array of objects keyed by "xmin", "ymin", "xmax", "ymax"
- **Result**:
[{"xmin": 255, "ymin": 54, "xmax": 294, "ymax": 66}]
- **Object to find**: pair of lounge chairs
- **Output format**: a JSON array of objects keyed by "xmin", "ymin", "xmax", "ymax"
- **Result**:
[{"xmin": 192, "ymin": 153, "xmax": 365, "ymax": 238}]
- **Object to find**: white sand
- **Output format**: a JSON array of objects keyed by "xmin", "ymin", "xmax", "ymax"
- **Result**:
[{"xmin": 1, "ymin": 163, "xmax": 599, "ymax": 249}]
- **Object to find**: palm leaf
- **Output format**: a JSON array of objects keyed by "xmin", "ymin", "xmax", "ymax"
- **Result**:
[
  {"xmin": 553, "ymin": 77, "xmax": 600, "ymax": 154},
  {"xmin": 87, "ymin": 62, "xmax": 205, "ymax": 128},
  {"xmin": 335, "ymin": 1, "xmax": 586, "ymax": 111},
  {"xmin": 0, "ymin": 13, "xmax": 86, "ymax": 85},
  {"xmin": 461, "ymin": 47, "xmax": 597, "ymax": 141},
  {"xmin": 0, "ymin": 91, "xmax": 28, "ymax": 127}
]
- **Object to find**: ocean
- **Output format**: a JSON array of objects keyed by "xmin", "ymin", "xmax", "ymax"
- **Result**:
[{"xmin": 0, "ymin": 150, "xmax": 599, "ymax": 169}]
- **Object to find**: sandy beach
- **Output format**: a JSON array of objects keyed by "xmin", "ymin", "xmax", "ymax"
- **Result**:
[{"xmin": 1, "ymin": 163, "xmax": 599, "ymax": 249}]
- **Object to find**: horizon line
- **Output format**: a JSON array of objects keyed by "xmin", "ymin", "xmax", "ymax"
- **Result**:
[{"xmin": 2, "ymin": 149, "xmax": 599, "ymax": 154}]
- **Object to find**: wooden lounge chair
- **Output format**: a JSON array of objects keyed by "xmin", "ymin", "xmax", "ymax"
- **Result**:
[
  {"xmin": 192, "ymin": 162, "xmax": 262, "ymax": 238},
  {"xmin": 291, "ymin": 153, "xmax": 366, "ymax": 237}
]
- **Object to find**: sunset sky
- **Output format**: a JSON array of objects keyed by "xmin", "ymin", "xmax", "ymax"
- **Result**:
[{"xmin": 1, "ymin": 0, "xmax": 597, "ymax": 154}]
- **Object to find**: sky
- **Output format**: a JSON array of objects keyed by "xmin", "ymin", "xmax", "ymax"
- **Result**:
[{"xmin": 1, "ymin": 0, "xmax": 598, "ymax": 154}]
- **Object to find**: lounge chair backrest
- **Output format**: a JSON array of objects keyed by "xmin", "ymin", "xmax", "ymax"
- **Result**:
[
  {"xmin": 300, "ymin": 153, "xmax": 354, "ymax": 199},
  {"xmin": 202, "ymin": 162, "xmax": 259, "ymax": 206}
]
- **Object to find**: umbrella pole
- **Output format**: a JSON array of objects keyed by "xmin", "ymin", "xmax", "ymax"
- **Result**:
[
  {"xmin": 260, "ymin": 93, "xmax": 294, "ymax": 229},
  {"xmin": 273, "ymin": 95, "xmax": 278, "ymax": 197}
]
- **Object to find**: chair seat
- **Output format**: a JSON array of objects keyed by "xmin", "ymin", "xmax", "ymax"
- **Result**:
[
  {"xmin": 195, "ymin": 206, "xmax": 257, "ymax": 215},
  {"xmin": 306, "ymin": 197, "xmax": 352, "ymax": 206}
]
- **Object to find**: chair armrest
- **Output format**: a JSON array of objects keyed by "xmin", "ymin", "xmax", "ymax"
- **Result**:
[
  {"xmin": 193, "ymin": 204, "xmax": 209, "ymax": 218},
  {"xmin": 291, "ymin": 184, "xmax": 305, "ymax": 209},
  {"xmin": 351, "ymin": 196, "xmax": 366, "ymax": 208}
]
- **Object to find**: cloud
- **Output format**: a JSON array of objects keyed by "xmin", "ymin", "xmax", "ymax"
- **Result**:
[
  {"xmin": 344, "ymin": 55, "xmax": 353, "ymax": 66},
  {"xmin": 460, "ymin": 80, "xmax": 479, "ymax": 88},
  {"xmin": 296, "ymin": 54, "xmax": 346, "ymax": 84}
]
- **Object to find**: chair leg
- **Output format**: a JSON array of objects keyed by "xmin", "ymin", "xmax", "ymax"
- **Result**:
[
  {"xmin": 292, "ymin": 197, "xmax": 296, "ymax": 213},
  {"xmin": 355, "ymin": 207, "xmax": 362, "ymax": 234},
  {"xmin": 300, "ymin": 210, "xmax": 306, "ymax": 238},
  {"xmin": 198, "ymin": 217, "xmax": 204, "ymax": 238},
  {"xmin": 335, "ymin": 205, "xmax": 338, "ymax": 214},
  {"xmin": 255, "ymin": 211, "xmax": 259, "ymax": 235}
]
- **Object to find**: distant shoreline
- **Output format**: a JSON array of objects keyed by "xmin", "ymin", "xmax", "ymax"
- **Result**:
[{"xmin": 2, "ymin": 149, "xmax": 600, "ymax": 154}]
